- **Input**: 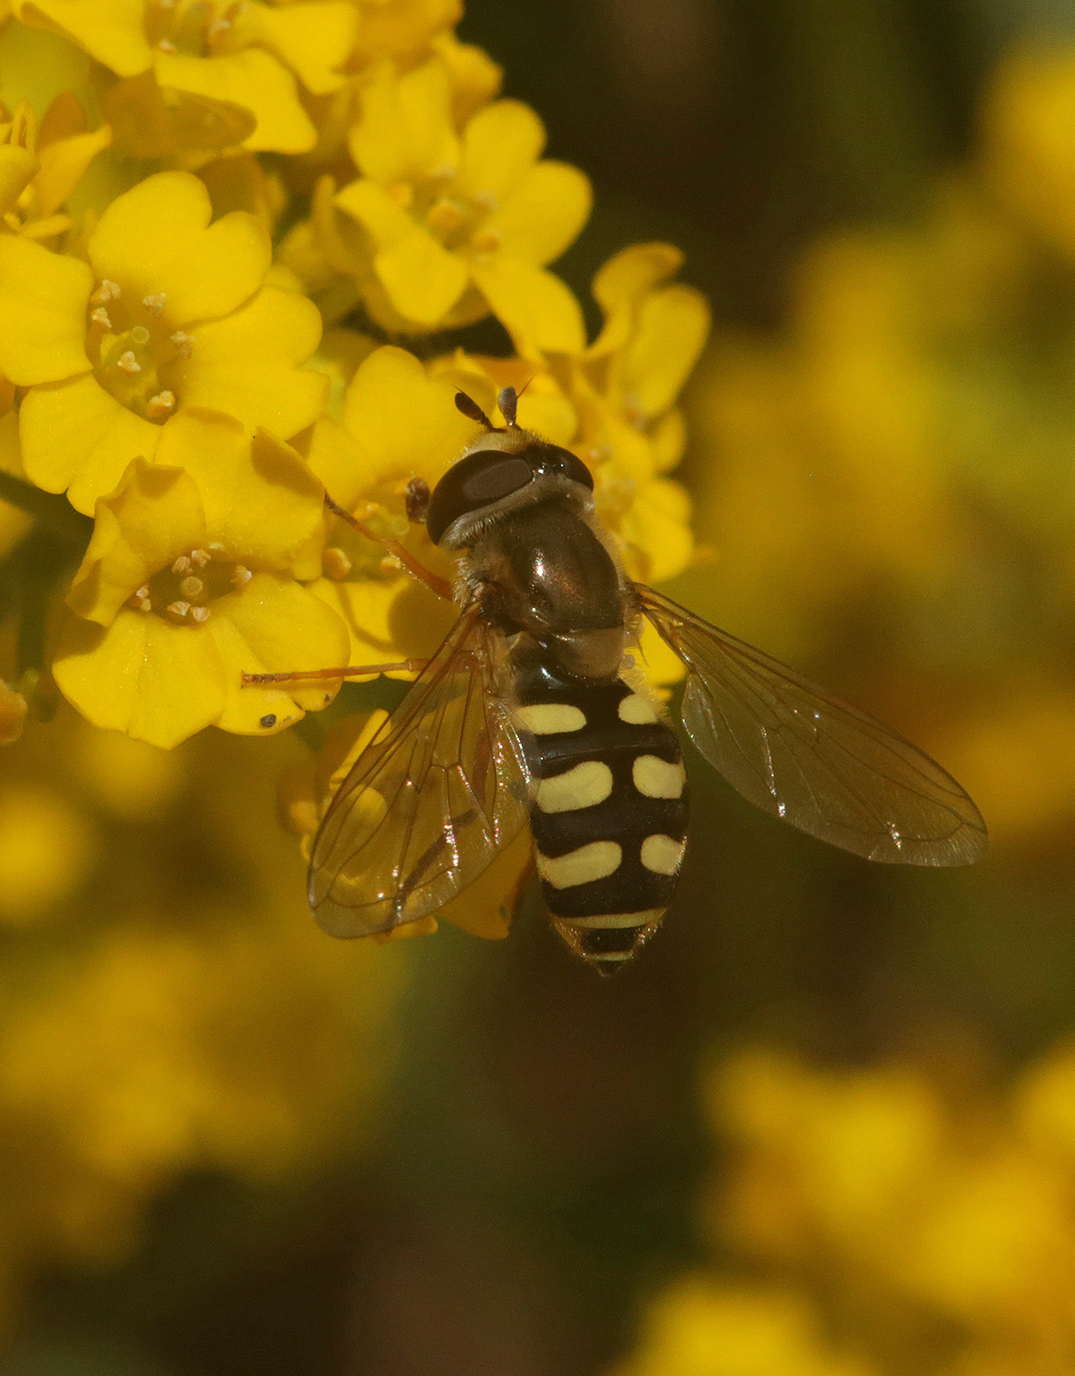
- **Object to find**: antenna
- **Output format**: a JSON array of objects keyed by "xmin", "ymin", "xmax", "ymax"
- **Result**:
[
  {"xmin": 454, "ymin": 391, "xmax": 495, "ymax": 429},
  {"xmin": 497, "ymin": 386, "xmax": 519, "ymax": 427}
]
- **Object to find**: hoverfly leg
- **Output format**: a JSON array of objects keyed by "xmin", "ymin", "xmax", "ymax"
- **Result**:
[
  {"xmin": 323, "ymin": 493, "xmax": 451, "ymax": 600},
  {"xmin": 241, "ymin": 659, "xmax": 430, "ymax": 687}
]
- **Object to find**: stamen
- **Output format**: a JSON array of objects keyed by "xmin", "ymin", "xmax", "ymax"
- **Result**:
[
  {"xmin": 180, "ymin": 576, "xmax": 204, "ymax": 599},
  {"xmin": 172, "ymin": 555, "xmax": 193, "ymax": 575},
  {"xmin": 143, "ymin": 293, "xmax": 166, "ymax": 316},
  {"xmin": 207, "ymin": 542, "xmax": 226, "ymax": 555},
  {"xmin": 146, "ymin": 390, "xmax": 176, "ymax": 420},
  {"xmin": 190, "ymin": 606, "xmax": 211, "ymax": 623},
  {"xmin": 322, "ymin": 547, "xmax": 352, "ymax": 580},
  {"xmin": 170, "ymin": 331, "xmax": 194, "ymax": 358},
  {"xmin": 379, "ymin": 555, "xmax": 403, "ymax": 574},
  {"xmin": 167, "ymin": 601, "xmax": 191, "ymax": 618},
  {"xmin": 117, "ymin": 351, "xmax": 140, "ymax": 374},
  {"xmin": 89, "ymin": 307, "xmax": 112, "ymax": 330},
  {"xmin": 231, "ymin": 564, "xmax": 253, "ymax": 587},
  {"xmin": 190, "ymin": 548, "xmax": 210, "ymax": 568},
  {"xmin": 90, "ymin": 280, "xmax": 120, "ymax": 306},
  {"xmin": 157, "ymin": 38, "xmax": 178, "ymax": 51}
]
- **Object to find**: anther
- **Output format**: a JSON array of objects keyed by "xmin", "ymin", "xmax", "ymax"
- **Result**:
[
  {"xmin": 180, "ymin": 576, "xmax": 204, "ymax": 599},
  {"xmin": 322, "ymin": 547, "xmax": 352, "ymax": 580},
  {"xmin": 167, "ymin": 600, "xmax": 191, "ymax": 618},
  {"xmin": 143, "ymin": 293, "xmax": 166, "ymax": 316},
  {"xmin": 190, "ymin": 605, "xmax": 211, "ymax": 623},
  {"xmin": 172, "ymin": 555, "xmax": 193, "ymax": 575},
  {"xmin": 207, "ymin": 542, "xmax": 226, "ymax": 554},
  {"xmin": 146, "ymin": 390, "xmax": 176, "ymax": 420},
  {"xmin": 130, "ymin": 325, "xmax": 150, "ymax": 345},
  {"xmin": 231, "ymin": 564, "xmax": 253, "ymax": 587},
  {"xmin": 379, "ymin": 554, "xmax": 403, "ymax": 574},
  {"xmin": 157, "ymin": 38, "xmax": 178, "ymax": 51},
  {"xmin": 190, "ymin": 548, "xmax": 210, "ymax": 568},
  {"xmin": 170, "ymin": 331, "xmax": 194, "ymax": 358},
  {"xmin": 90, "ymin": 280, "xmax": 120, "ymax": 306},
  {"xmin": 117, "ymin": 351, "xmax": 140, "ymax": 374},
  {"xmin": 89, "ymin": 307, "xmax": 112, "ymax": 330}
]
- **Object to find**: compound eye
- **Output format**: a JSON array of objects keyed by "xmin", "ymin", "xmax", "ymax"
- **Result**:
[
  {"xmin": 426, "ymin": 450, "xmax": 534, "ymax": 544},
  {"xmin": 531, "ymin": 443, "xmax": 595, "ymax": 491}
]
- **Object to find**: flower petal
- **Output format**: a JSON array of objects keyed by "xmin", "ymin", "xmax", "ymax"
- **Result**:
[
  {"xmin": 348, "ymin": 58, "xmax": 457, "ymax": 185},
  {"xmin": 619, "ymin": 477, "xmax": 693, "ymax": 583},
  {"xmin": 17, "ymin": 0, "xmax": 152, "ymax": 76},
  {"xmin": 310, "ymin": 574, "xmax": 456, "ymax": 664},
  {"xmin": 89, "ymin": 171, "xmax": 270, "ymax": 326},
  {"xmin": 33, "ymin": 121, "xmax": 112, "ymax": 217},
  {"xmin": 208, "ymin": 574, "xmax": 350, "ymax": 732},
  {"xmin": 176, "ymin": 286, "xmax": 328, "ymax": 440},
  {"xmin": 66, "ymin": 458, "xmax": 207, "ymax": 625},
  {"xmin": 374, "ymin": 225, "xmax": 469, "ymax": 326},
  {"xmin": 470, "ymin": 258, "xmax": 586, "ymax": 357},
  {"xmin": 590, "ymin": 242, "xmax": 684, "ymax": 356},
  {"xmin": 483, "ymin": 159, "xmax": 592, "ymax": 265},
  {"xmin": 20, "ymin": 373, "xmax": 161, "ymax": 514},
  {"xmin": 335, "ymin": 175, "xmax": 411, "ymax": 248},
  {"xmin": 228, "ymin": 1, "xmax": 356, "ymax": 95},
  {"xmin": 153, "ymin": 48, "xmax": 316, "ymax": 154},
  {"xmin": 53, "ymin": 606, "xmax": 224, "ymax": 749},
  {"xmin": 155, "ymin": 413, "xmax": 327, "ymax": 578},
  {"xmin": 455, "ymin": 99, "xmax": 544, "ymax": 201},
  {"xmin": 0, "ymin": 234, "xmax": 91, "ymax": 384},
  {"xmin": 621, "ymin": 284, "xmax": 711, "ymax": 417},
  {"xmin": 333, "ymin": 345, "xmax": 479, "ymax": 497},
  {"xmin": 0, "ymin": 144, "xmax": 37, "ymax": 214}
]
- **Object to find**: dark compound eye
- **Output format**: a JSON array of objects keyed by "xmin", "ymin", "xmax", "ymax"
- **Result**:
[
  {"xmin": 426, "ymin": 450, "xmax": 534, "ymax": 543},
  {"xmin": 527, "ymin": 443, "xmax": 594, "ymax": 491}
]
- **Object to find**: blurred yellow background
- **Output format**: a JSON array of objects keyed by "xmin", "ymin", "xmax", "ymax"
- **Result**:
[{"xmin": 3, "ymin": 2, "xmax": 1075, "ymax": 1374}]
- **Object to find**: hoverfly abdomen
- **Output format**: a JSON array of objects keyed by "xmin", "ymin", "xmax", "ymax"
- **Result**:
[{"xmin": 512, "ymin": 657, "xmax": 688, "ymax": 973}]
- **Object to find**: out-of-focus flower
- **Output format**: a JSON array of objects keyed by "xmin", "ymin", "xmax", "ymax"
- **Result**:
[
  {"xmin": 0, "ymin": 781, "xmax": 97, "ymax": 921},
  {"xmin": 298, "ymin": 58, "xmax": 590, "ymax": 339},
  {"xmin": 0, "ymin": 94, "xmax": 110, "ymax": 241},
  {"xmin": 0, "ymin": 169, "xmax": 327, "ymax": 513},
  {"xmin": 351, "ymin": 0, "xmax": 462, "ymax": 66},
  {"xmin": 0, "ymin": 711, "xmax": 402, "ymax": 1328},
  {"xmin": 52, "ymin": 412, "xmax": 348, "ymax": 747},
  {"xmin": 17, "ymin": 0, "xmax": 357, "ymax": 156},
  {"xmin": 608, "ymin": 1276, "xmax": 876, "ymax": 1376}
]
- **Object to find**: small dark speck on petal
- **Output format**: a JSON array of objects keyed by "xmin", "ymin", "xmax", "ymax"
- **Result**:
[{"xmin": 260, "ymin": 714, "xmax": 277, "ymax": 728}]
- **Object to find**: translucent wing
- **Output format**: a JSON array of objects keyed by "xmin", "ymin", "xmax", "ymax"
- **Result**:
[
  {"xmin": 638, "ymin": 586, "xmax": 988, "ymax": 866},
  {"xmin": 309, "ymin": 606, "xmax": 532, "ymax": 937}
]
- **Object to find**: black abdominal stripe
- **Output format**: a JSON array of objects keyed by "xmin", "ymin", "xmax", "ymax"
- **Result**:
[{"xmin": 513, "ymin": 667, "xmax": 688, "ymax": 971}]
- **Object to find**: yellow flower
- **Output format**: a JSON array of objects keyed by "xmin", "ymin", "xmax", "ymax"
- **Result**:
[
  {"xmin": 981, "ymin": 46, "xmax": 1075, "ymax": 259},
  {"xmin": 0, "ymin": 94, "xmax": 111, "ymax": 241},
  {"xmin": 17, "ymin": 0, "xmax": 357, "ymax": 155},
  {"xmin": 352, "ymin": 0, "xmax": 462, "ymax": 65},
  {"xmin": 313, "ymin": 57, "xmax": 590, "ymax": 339},
  {"xmin": 0, "ymin": 780, "xmax": 97, "ymax": 922},
  {"xmin": 0, "ymin": 169, "xmax": 328, "ymax": 513},
  {"xmin": 52, "ymin": 411, "xmax": 349, "ymax": 748},
  {"xmin": 305, "ymin": 342, "xmax": 475, "ymax": 666},
  {"xmin": 609, "ymin": 1276, "xmax": 877, "ymax": 1376}
]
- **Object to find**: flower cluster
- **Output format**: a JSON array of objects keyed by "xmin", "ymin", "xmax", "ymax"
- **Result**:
[
  {"xmin": 611, "ymin": 1039, "xmax": 1075, "ymax": 1376},
  {"xmin": 0, "ymin": 0, "xmax": 709, "ymax": 1331},
  {"xmin": 0, "ymin": 3, "xmax": 706, "ymax": 754}
]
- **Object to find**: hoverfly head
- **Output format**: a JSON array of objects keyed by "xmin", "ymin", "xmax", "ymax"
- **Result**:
[{"xmin": 426, "ymin": 390, "xmax": 595, "ymax": 548}]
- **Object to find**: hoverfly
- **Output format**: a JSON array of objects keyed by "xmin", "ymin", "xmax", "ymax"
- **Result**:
[{"xmin": 249, "ymin": 386, "xmax": 987, "ymax": 973}]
